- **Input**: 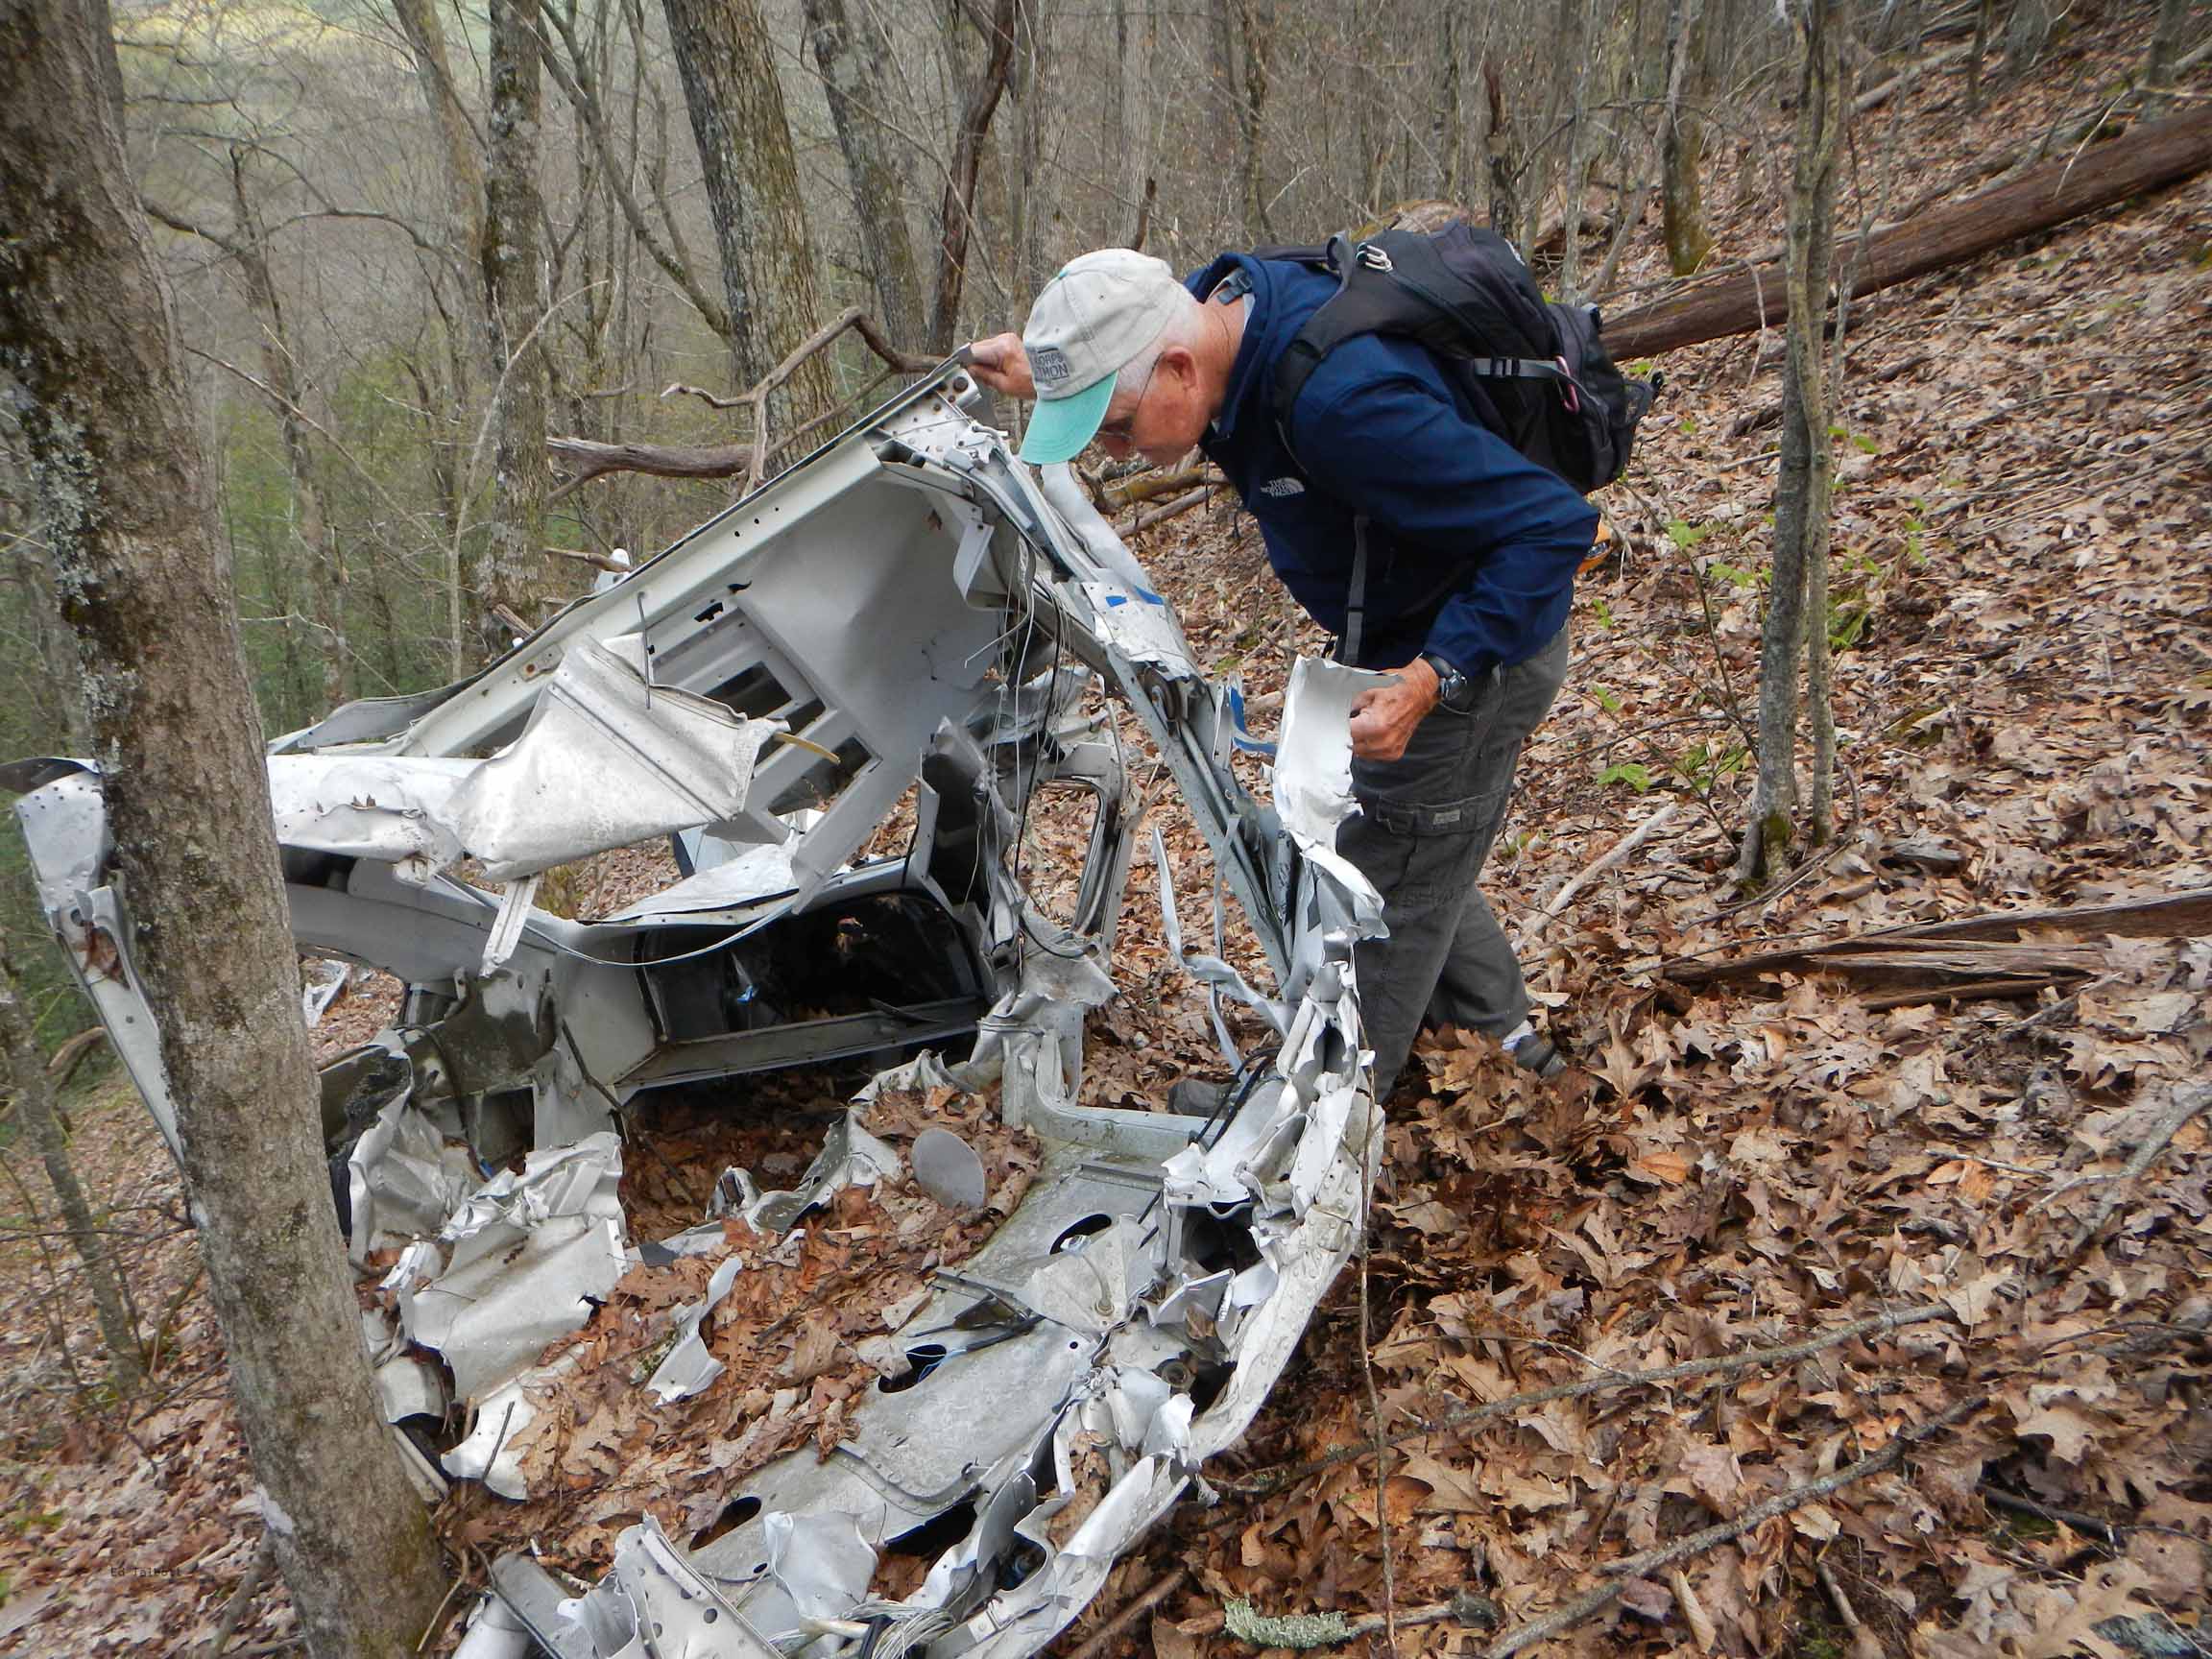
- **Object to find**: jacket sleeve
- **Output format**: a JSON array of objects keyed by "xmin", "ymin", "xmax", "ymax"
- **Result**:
[{"xmin": 1293, "ymin": 371, "xmax": 1598, "ymax": 676}]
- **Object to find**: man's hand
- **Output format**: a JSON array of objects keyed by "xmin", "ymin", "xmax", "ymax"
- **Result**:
[
  {"xmin": 966, "ymin": 331, "xmax": 1034, "ymax": 400},
  {"xmin": 1348, "ymin": 658, "xmax": 1439, "ymax": 761}
]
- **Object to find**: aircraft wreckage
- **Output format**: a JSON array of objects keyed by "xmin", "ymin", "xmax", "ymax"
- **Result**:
[{"xmin": 10, "ymin": 362, "xmax": 1386, "ymax": 1659}]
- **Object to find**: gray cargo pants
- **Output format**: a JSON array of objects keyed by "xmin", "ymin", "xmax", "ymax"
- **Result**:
[{"xmin": 1337, "ymin": 625, "xmax": 1570, "ymax": 1089}]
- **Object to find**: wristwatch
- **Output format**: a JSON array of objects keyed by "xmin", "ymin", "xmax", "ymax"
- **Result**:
[{"xmin": 1421, "ymin": 651, "xmax": 1477, "ymax": 712}]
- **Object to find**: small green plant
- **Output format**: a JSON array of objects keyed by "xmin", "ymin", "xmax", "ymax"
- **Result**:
[
  {"xmin": 1707, "ymin": 560, "xmax": 1758, "ymax": 590},
  {"xmin": 1666, "ymin": 518, "xmax": 1717, "ymax": 553},
  {"xmin": 1598, "ymin": 760, "xmax": 1654, "ymax": 791},
  {"xmin": 1591, "ymin": 683, "xmax": 1623, "ymax": 713},
  {"xmin": 1828, "ymin": 596, "xmax": 1872, "ymax": 653},
  {"xmin": 1678, "ymin": 414, "xmax": 1698, "ymax": 437},
  {"xmin": 1671, "ymin": 739, "xmax": 1748, "ymax": 791},
  {"xmin": 1588, "ymin": 595, "xmax": 1615, "ymax": 631}
]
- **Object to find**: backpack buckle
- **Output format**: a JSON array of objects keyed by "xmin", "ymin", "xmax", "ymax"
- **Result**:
[{"xmin": 1356, "ymin": 241, "xmax": 1393, "ymax": 273}]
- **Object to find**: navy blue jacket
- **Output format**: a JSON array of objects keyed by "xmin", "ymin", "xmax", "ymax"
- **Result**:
[{"xmin": 1188, "ymin": 253, "xmax": 1599, "ymax": 677}]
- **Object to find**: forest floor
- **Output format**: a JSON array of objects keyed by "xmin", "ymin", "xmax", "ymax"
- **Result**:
[{"xmin": 2, "ymin": 12, "xmax": 2208, "ymax": 1657}]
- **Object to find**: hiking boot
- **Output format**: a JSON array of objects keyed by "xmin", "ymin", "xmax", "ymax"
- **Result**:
[{"xmin": 1505, "ymin": 1030, "xmax": 1568, "ymax": 1078}]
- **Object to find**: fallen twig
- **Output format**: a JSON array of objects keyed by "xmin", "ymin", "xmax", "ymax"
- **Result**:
[
  {"xmin": 1065, "ymin": 1567, "xmax": 1189, "ymax": 1659},
  {"xmin": 1524, "ymin": 801, "xmax": 1679, "ymax": 947},
  {"xmin": 1225, "ymin": 1302, "xmax": 1955, "ymax": 1499},
  {"xmin": 1981, "ymin": 1483, "xmax": 2123, "ymax": 1546},
  {"xmin": 1816, "ymin": 1557, "xmax": 1883, "ymax": 1659},
  {"xmin": 1473, "ymin": 1397, "xmax": 1986, "ymax": 1657},
  {"xmin": 1116, "ymin": 484, "xmax": 1218, "ymax": 537},
  {"xmin": 2061, "ymin": 1082, "xmax": 2212, "ymax": 1262},
  {"xmin": 204, "ymin": 1535, "xmax": 276, "ymax": 1659}
]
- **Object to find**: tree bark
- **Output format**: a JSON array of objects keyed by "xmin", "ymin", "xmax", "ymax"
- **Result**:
[
  {"xmin": 1739, "ymin": 0, "xmax": 1844, "ymax": 882},
  {"xmin": 931, "ymin": 0, "xmax": 1018, "ymax": 352},
  {"xmin": 1234, "ymin": 0, "xmax": 1277, "ymax": 243},
  {"xmin": 0, "ymin": 927, "xmax": 140, "ymax": 1392},
  {"xmin": 1605, "ymin": 106, "xmax": 2212, "ymax": 358},
  {"xmin": 661, "ymin": 0, "xmax": 832, "ymax": 417},
  {"xmin": 0, "ymin": 1, "xmax": 449, "ymax": 1651},
  {"xmin": 1483, "ymin": 59, "xmax": 1523, "ymax": 250},
  {"xmin": 1660, "ymin": 0, "xmax": 1713, "ymax": 275},
  {"xmin": 2144, "ymin": 0, "xmax": 2197, "ymax": 118},
  {"xmin": 482, "ymin": 0, "xmax": 559, "ymax": 657},
  {"xmin": 800, "ymin": 0, "xmax": 927, "ymax": 347}
]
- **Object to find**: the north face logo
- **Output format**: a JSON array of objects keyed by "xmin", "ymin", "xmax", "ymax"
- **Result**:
[
  {"xmin": 1260, "ymin": 475, "xmax": 1306, "ymax": 497},
  {"xmin": 1027, "ymin": 345, "xmax": 1073, "ymax": 387}
]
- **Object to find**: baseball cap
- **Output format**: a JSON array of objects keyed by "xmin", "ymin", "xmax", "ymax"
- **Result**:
[{"xmin": 1017, "ymin": 250, "xmax": 1184, "ymax": 464}]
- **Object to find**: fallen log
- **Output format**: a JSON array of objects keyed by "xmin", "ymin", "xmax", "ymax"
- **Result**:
[
  {"xmin": 1664, "ymin": 886, "xmax": 2212, "ymax": 986},
  {"xmin": 1605, "ymin": 107, "xmax": 2212, "ymax": 358}
]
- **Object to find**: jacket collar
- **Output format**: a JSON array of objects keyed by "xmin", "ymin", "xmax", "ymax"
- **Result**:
[{"xmin": 1188, "ymin": 252, "xmax": 1276, "ymax": 446}]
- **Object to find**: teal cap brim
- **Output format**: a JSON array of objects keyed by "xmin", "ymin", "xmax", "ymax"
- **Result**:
[{"xmin": 1018, "ymin": 371, "xmax": 1118, "ymax": 465}]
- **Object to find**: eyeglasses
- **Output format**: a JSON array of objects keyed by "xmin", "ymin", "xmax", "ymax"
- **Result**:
[{"xmin": 1095, "ymin": 357, "xmax": 1159, "ymax": 447}]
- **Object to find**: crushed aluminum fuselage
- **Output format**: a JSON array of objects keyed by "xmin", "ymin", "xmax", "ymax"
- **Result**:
[{"xmin": 8, "ymin": 363, "xmax": 1386, "ymax": 1659}]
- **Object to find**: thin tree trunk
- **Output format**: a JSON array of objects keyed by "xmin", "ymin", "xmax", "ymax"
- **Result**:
[
  {"xmin": 801, "ymin": 0, "xmax": 927, "ymax": 346},
  {"xmin": 1235, "ymin": 0, "xmax": 1276, "ymax": 242},
  {"xmin": 661, "ymin": 0, "xmax": 832, "ymax": 417},
  {"xmin": 0, "ymin": 2, "xmax": 449, "ymax": 1651},
  {"xmin": 1436, "ymin": 0, "xmax": 1466, "ymax": 202},
  {"xmin": 201, "ymin": 158, "xmax": 350, "ymax": 707},
  {"xmin": 482, "ymin": 0, "xmax": 557, "ymax": 657},
  {"xmin": 0, "ymin": 929, "xmax": 141, "ymax": 1392},
  {"xmin": 1738, "ymin": 0, "xmax": 1845, "ymax": 881},
  {"xmin": 1483, "ymin": 59, "xmax": 1522, "ymax": 249},
  {"xmin": 1660, "ymin": 0, "xmax": 1713, "ymax": 274},
  {"xmin": 1557, "ymin": 0, "xmax": 1600, "ymax": 298},
  {"xmin": 931, "ymin": 0, "xmax": 1018, "ymax": 352},
  {"xmin": 2144, "ymin": 0, "xmax": 2196, "ymax": 117},
  {"xmin": 1964, "ymin": 0, "xmax": 1990, "ymax": 111}
]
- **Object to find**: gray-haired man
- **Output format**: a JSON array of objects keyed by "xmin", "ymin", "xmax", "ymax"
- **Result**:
[{"xmin": 972, "ymin": 249, "xmax": 1595, "ymax": 1085}]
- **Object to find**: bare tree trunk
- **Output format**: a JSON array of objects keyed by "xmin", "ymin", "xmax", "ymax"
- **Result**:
[
  {"xmin": 930, "ymin": 0, "xmax": 1018, "ymax": 351},
  {"xmin": 1738, "ymin": 0, "xmax": 1845, "ymax": 882},
  {"xmin": 1557, "ymin": 0, "xmax": 1600, "ymax": 298},
  {"xmin": 0, "ymin": 2, "xmax": 449, "ymax": 1651},
  {"xmin": 482, "ymin": 0, "xmax": 557, "ymax": 655},
  {"xmin": 1964, "ymin": 0, "xmax": 1991, "ymax": 113},
  {"xmin": 2144, "ymin": 0, "xmax": 2197, "ymax": 117},
  {"xmin": 1234, "ymin": 0, "xmax": 1277, "ymax": 242},
  {"xmin": 2005, "ymin": 0, "xmax": 2052, "ymax": 79},
  {"xmin": 169, "ymin": 157, "xmax": 352, "ymax": 708},
  {"xmin": 801, "ymin": 0, "xmax": 927, "ymax": 346},
  {"xmin": 0, "ymin": 928, "xmax": 140, "ymax": 1392},
  {"xmin": 1483, "ymin": 58, "xmax": 1522, "ymax": 248},
  {"xmin": 661, "ymin": 0, "xmax": 832, "ymax": 417},
  {"xmin": 1661, "ymin": 0, "xmax": 1713, "ymax": 275}
]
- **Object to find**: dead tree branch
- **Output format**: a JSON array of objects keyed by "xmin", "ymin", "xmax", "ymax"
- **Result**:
[
  {"xmin": 547, "ymin": 307, "xmax": 931, "ymax": 499},
  {"xmin": 1606, "ymin": 108, "xmax": 2212, "ymax": 357},
  {"xmin": 2062, "ymin": 1082, "xmax": 2212, "ymax": 1262}
]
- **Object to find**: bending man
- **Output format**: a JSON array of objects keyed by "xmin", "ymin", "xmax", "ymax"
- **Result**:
[{"xmin": 970, "ymin": 248, "xmax": 1596, "ymax": 1085}]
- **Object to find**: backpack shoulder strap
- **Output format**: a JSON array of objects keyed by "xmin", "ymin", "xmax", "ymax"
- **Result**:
[{"xmin": 1267, "ymin": 234, "xmax": 1418, "ymax": 464}]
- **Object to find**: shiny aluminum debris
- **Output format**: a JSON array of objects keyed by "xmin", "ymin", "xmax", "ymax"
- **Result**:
[{"xmin": 9, "ymin": 362, "xmax": 1386, "ymax": 1659}]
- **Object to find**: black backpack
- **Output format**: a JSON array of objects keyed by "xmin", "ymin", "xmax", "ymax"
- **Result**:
[{"xmin": 1259, "ymin": 223, "xmax": 1658, "ymax": 494}]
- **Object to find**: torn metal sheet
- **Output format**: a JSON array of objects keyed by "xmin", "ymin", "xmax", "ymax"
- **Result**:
[
  {"xmin": 401, "ymin": 1134, "xmax": 629, "ymax": 1403},
  {"xmin": 641, "ymin": 1252, "xmax": 745, "ymax": 1404},
  {"xmin": 711, "ymin": 1110, "xmax": 899, "ymax": 1235}
]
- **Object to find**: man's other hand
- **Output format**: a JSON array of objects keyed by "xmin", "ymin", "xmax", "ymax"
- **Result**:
[
  {"xmin": 966, "ymin": 332, "xmax": 1034, "ymax": 400},
  {"xmin": 1349, "ymin": 659, "xmax": 1440, "ymax": 761}
]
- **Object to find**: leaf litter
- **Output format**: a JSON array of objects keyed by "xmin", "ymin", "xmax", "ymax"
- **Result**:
[{"xmin": 2, "ymin": 12, "xmax": 2208, "ymax": 1655}]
